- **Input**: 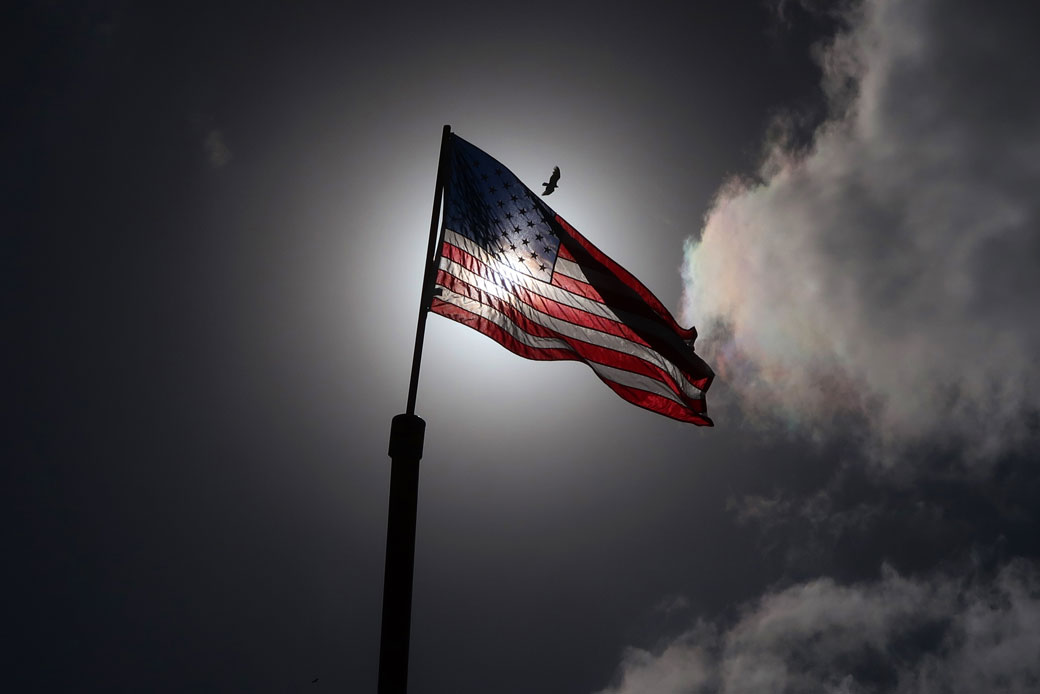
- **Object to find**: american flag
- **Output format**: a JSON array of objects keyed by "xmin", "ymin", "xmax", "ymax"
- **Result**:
[{"xmin": 430, "ymin": 134, "xmax": 714, "ymax": 425}]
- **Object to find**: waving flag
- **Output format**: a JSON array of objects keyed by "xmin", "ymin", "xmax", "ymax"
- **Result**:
[{"xmin": 431, "ymin": 134, "xmax": 714, "ymax": 425}]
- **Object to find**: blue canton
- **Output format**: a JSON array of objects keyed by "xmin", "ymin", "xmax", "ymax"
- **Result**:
[{"xmin": 444, "ymin": 136, "xmax": 561, "ymax": 281}]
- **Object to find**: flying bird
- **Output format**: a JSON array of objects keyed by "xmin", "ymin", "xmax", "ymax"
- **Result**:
[{"xmin": 541, "ymin": 166, "xmax": 560, "ymax": 196}]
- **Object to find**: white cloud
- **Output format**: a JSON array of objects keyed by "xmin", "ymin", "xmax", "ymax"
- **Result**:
[
  {"xmin": 682, "ymin": 0, "xmax": 1040, "ymax": 465},
  {"xmin": 599, "ymin": 623, "xmax": 717, "ymax": 694},
  {"xmin": 598, "ymin": 560, "xmax": 1040, "ymax": 694}
]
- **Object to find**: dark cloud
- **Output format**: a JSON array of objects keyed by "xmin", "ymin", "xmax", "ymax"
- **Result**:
[
  {"xmin": 600, "ymin": 560, "xmax": 1040, "ymax": 694},
  {"xmin": 682, "ymin": 0, "xmax": 1040, "ymax": 467},
  {"xmin": 597, "ymin": 1, "xmax": 1040, "ymax": 690},
  {"xmin": 725, "ymin": 452, "xmax": 1040, "ymax": 584}
]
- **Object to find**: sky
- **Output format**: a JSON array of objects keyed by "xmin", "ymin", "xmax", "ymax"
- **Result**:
[{"xmin": 7, "ymin": 1, "xmax": 1040, "ymax": 692}]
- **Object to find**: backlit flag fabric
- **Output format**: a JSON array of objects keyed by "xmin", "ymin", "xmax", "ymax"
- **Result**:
[{"xmin": 431, "ymin": 134, "xmax": 714, "ymax": 425}]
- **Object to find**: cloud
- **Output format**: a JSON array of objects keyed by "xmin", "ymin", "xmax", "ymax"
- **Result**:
[
  {"xmin": 603, "ymin": 625, "xmax": 717, "ymax": 694},
  {"xmin": 725, "ymin": 469, "xmax": 951, "ymax": 573},
  {"xmin": 597, "ymin": 559, "xmax": 1040, "ymax": 694},
  {"xmin": 682, "ymin": 0, "xmax": 1040, "ymax": 465},
  {"xmin": 204, "ymin": 129, "xmax": 232, "ymax": 168}
]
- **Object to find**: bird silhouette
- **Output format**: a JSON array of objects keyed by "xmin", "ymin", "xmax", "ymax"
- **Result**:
[{"xmin": 541, "ymin": 166, "xmax": 560, "ymax": 195}]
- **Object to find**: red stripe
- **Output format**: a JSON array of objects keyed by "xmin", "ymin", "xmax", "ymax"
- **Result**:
[
  {"xmin": 441, "ymin": 238, "xmax": 710, "ymax": 394},
  {"xmin": 553, "ymin": 254, "xmax": 707, "ymax": 364},
  {"xmin": 431, "ymin": 299, "xmax": 575, "ymax": 361},
  {"xmin": 601, "ymin": 380, "xmax": 714, "ymax": 425},
  {"xmin": 434, "ymin": 272, "xmax": 706, "ymax": 409},
  {"xmin": 551, "ymin": 271, "xmax": 709, "ymax": 390},
  {"xmin": 554, "ymin": 261, "xmax": 666, "ymax": 317},
  {"xmin": 553, "ymin": 215, "xmax": 697, "ymax": 341},
  {"xmin": 436, "ymin": 270, "xmax": 557, "ymax": 339},
  {"xmin": 431, "ymin": 298, "xmax": 711, "ymax": 426},
  {"xmin": 441, "ymin": 242, "xmax": 651, "ymax": 345},
  {"xmin": 551, "ymin": 270, "xmax": 603, "ymax": 302},
  {"xmin": 551, "ymin": 218, "xmax": 714, "ymax": 390},
  {"xmin": 437, "ymin": 270, "xmax": 689, "ymax": 393}
]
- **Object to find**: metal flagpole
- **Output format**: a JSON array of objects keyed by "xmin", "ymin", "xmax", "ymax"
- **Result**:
[{"xmin": 378, "ymin": 124, "xmax": 451, "ymax": 694}]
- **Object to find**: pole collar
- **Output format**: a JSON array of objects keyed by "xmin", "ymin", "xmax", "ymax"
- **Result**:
[{"xmin": 388, "ymin": 413, "xmax": 426, "ymax": 460}]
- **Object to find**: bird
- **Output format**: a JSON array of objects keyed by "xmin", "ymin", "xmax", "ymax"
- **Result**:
[{"xmin": 541, "ymin": 166, "xmax": 560, "ymax": 195}]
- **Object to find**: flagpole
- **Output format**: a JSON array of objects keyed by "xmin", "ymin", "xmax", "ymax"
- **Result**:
[
  {"xmin": 378, "ymin": 124, "xmax": 451, "ymax": 694},
  {"xmin": 405, "ymin": 123, "xmax": 451, "ymax": 417}
]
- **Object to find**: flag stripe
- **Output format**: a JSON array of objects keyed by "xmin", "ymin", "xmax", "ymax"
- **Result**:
[
  {"xmin": 434, "ymin": 273, "xmax": 707, "ymax": 403},
  {"xmin": 432, "ymin": 133, "xmax": 713, "ymax": 426},
  {"xmin": 431, "ymin": 297, "xmax": 573, "ymax": 358},
  {"xmin": 431, "ymin": 297, "xmax": 709, "ymax": 424},
  {"xmin": 438, "ymin": 258, "xmax": 644, "ymax": 343},
  {"xmin": 436, "ymin": 269, "xmax": 706, "ymax": 403},
  {"xmin": 551, "ymin": 225, "xmax": 713, "ymax": 390},
  {"xmin": 554, "ymin": 215, "xmax": 696, "ymax": 340},
  {"xmin": 443, "ymin": 229, "xmax": 708, "ymax": 381},
  {"xmin": 444, "ymin": 229, "xmax": 692, "ymax": 346},
  {"xmin": 549, "ymin": 270, "xmax": 604, "ymax": 302},
  {"xmin": 431, "ymin": 292, "xmax": 695, "ymax": 408},
  {"xmin": 553, "ymin": 256, "xmax": 588, "ymax": 282},
  {"xmin": 598, "ymin": 380, "xmax": 709, "ymax": 420},
  {"xmin": 442, "ymin": 231, "xmax": 622, "ymax": 324},
  {"xmin": 437, "ymin": 242, "xmax": 707, "ymax": 397},
  {"xmin": 549, "ymin": 265, "xmax": 700, "ymax": 354}
]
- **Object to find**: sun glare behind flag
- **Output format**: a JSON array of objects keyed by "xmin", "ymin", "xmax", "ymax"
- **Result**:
[{"xmin": 430, "ymin": 134, "xmax": 714, "ymax": 425}]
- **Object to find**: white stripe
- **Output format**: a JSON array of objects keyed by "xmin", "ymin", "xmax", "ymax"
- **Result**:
[
  {"xmin": 436, "ymin": 287, "xmax": 690, "ymax": 406},
  {"xmin": 435, "ymin": 270, "xmax": 705, "ymax": 401},
  {"xmin": 443, "ymin": 229, "xmax": 617, "ymax": 320},
  {"xmin": 554, "ymin": 256, "xmax": 588, "ymax": 282},
  {"xmin": 443, "ymin": 229, "xmax": 695, "ymax": 352},
  {"xmin": 555, "ymin": 254, "xmax": 622, "ymax": 289},
  {"xmin": 438, "ymin": 252, "xmax": 615, "ymax": 322}
]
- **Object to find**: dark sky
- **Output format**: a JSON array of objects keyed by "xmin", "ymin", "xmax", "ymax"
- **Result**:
[{"xmin": 8, "ymin": 1, "xmax": 1040, "ymax": 692}]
